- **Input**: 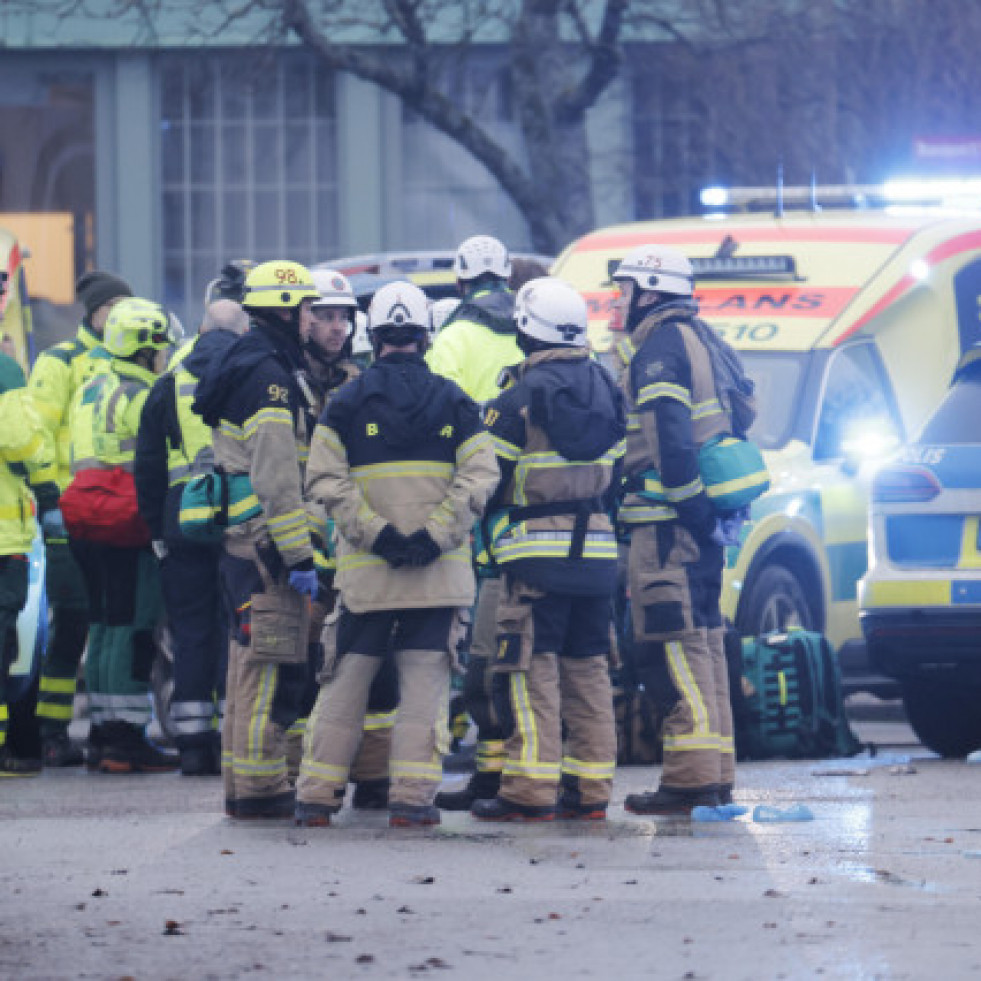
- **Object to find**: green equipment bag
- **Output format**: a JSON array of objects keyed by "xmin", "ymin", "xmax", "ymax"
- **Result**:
[
  {"xmin": 726, "ymin": 627, "xmax": 863, "ymax": 760},
  {"xmin": 699, "ymin": 435, "xmax": 770, "ymax": 511},
  {"xmin": 178, "ymin": 469, "xmax": 262, "ymax": 543}
]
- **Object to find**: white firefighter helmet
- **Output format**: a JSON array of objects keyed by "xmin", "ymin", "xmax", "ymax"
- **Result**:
[
  {"xmin": 513, "ymin": 277, "xmax": 588, "ymax": 348},
  {"xmin": 367, "ymin": 281, "xmax": 430, "ymax": 348},
  {"xmin": 453, "ymin": 234, "xmax": 512, "ymax": 281},
  {"xmin": 612, "ymin": 244, "xmax": 694, "ymax": 297},
  {"xmin": 311, "ymin": 268, "xmax": 358, "ymax": 309},
  {"xmin": 429, "ymin": 297, "xmax": 459, "ymax": 336}
]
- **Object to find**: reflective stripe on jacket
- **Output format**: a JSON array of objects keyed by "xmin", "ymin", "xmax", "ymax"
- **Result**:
[{"xmin": 28, "ymin": 325, "xmax": 113, "ymax": 489}]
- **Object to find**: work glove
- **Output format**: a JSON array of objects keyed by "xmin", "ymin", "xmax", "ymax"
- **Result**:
[
  {"xmin": 40, "ymin": 508, "xmax": 67, "ymax": 540},
  {"xmin": 371, "ymin": 523, "xmax": 409, "ymax": 568},
  {"xmin": 288, "ymin": 568, "xmax": 319, "ymax": 599},
  {"xmin": 403, "ymin": 529, "xmax": 442, "ymax": 568}
]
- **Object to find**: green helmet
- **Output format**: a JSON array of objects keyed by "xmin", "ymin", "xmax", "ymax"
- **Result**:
[
  {"xmin": 241, "ymin": 260, "xmax": 319, "ymax": 310},
  {"xmin": 103, "ymin": 298, "xmax": 182, "ymax": 358}
]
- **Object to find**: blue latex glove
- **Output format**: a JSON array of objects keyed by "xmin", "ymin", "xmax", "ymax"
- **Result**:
[
  {"xmin": 709, "ymin": 506, "xmax": 750, "ymax": 548},
  {"xmin": 288, "ymin": 568, "xmax": 319, "ymax": 599},
  {"xmin": 41, "ymin": 508, "xmax": 68, "ymax": 539}
]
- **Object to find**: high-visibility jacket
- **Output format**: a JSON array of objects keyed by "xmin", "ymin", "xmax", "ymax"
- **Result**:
[
  {"xmin": 0, "ymin": 384, "xmax": 58, "ymax": 555},
  {"xmin": 615, "ymin": 301, "xmax": 729, "ymax": 536},
  {"xmin": 482, "ymin": 347, "xmax": 625, "ymax": 595},
  {"xmin": 70, "ymin": 359, "xmax": 156, "ymax": 475},
  {"xmin": 28, "ymin": 324, "xmax": 113, "ymax": 489},
  {"xmin": 425, "ymin": 285, "xmax": 521, "ymax": 403},
  {"xmin": 166, "ymin": 338, "xmax": 215, "ymax": 487}
]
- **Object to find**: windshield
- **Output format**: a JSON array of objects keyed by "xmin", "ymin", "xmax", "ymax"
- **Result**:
[{"xmin": 740, "ymin": 350, "xmax": 808, "ymax": 451}]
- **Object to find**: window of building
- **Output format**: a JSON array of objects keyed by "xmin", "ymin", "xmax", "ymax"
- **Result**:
[
  {"xmin": 399, "ymin": 49, "xmax": 532, "ymax": 250},
  {"xmin": 159, "ymin": 52, "xmax": 339, "ymax": 327}
]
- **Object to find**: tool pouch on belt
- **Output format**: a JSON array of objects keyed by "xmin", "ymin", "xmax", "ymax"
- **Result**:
[
  {"xmin": 247, "ymin": 586, "xmax": 310, "ymax": 664},
  {"xmin": 492, "ymin": 578, "xmax": 543, "ymax": 674},
  {"xmin": 628, "ymin": 524, "xmax": 699, "ymax": 642}
]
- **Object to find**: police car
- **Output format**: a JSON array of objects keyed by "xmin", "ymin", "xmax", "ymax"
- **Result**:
[
  {"xmin": 551, "ymin": 184, "xmax": 981, "ymax": 695},
  {"xmin": 859, "ymin": 347, "xmax": 981, "ymax": 755}
]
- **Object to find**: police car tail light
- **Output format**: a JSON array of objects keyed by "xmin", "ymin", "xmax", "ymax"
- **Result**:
[{"xmin": 872, "ymin": 465, "xmax": 941, "ymax": 503}]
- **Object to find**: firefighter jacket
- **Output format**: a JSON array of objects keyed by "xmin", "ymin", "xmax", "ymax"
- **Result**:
[
  {"xmin": 70, "ymin": 358, "xmax": 156, "ymax": 475},
  {"xmin": 483, "ymin": 347, "xmax": 625, "ymax": 595},
  {"xmin": 306, "ymin": 352, "xmax": 499, "ymax": 612},
  {"xmin": 304, "ymin": 352, "xmax": 362, "ymax": 576},
  {"xmin": 192, "ymin": 320, "xmax": 315, "ymax": 573},
  {"xmin": 0, "ymin": 355, "xmax": 58, "ymax": 555},
  {"xmin": 616, "ymin": 300, "xmax": 730, "ymax": 538},
  {"xmin": 425, "ymin": 284, "xmax": 521, "ymax": 403},
  {"xmin": 28, "ymin": 323, "xmax": 113, "ymax": 490},
  {"xmin": 134, "ymin": 330, "xmax": 239, "ymax": 541}
]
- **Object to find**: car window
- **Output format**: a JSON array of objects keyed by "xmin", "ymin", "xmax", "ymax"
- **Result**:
[
  {"xmin": 919, "ymin": 377, "xmax": 981, "ymax": 444},
  {"xmin": 741, "ymin": 351, "xmax": 806, "ymax": 451},
  {"xmin": 813, "ymin": 343, "xmax": 899, "ymax": 460}
]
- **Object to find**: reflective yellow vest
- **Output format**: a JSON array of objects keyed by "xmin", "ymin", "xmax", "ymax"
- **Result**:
[
  {"xmin": 165, "ymin": 337, "xmax": 214, "ymax": 487},
  {"xmin": 70, "ymin": 359, "xmax": 156, "ymax": 475},
  {"xmin": 0, "ymin": 388, "xmax": 57, "ymax": 554},
  {"xmin": 28, "ymin": 324, "xmax": 113, "ymax": 489}
]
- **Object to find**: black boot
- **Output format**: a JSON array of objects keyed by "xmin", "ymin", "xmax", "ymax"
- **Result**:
[
  {"xmin": 351, "ymin": 778, "xmax": 390, "ymax": 810},
  {"xmin": 471, "ymin": 796, "xmax": 555, "ymax": 822},
  {"xmin": 100, "ymin": 723, "xmax": 178, "ymax": 774},
  {"xmin": 624, "ymin": 785, "xmax": 720, "ymax": 817},
  {"xmin": 42, "ymin": 731, "xmax": 84, "ymax": 768},
  {"xmin": 434, "ymin": 770, "xmax": 500, "ymax": 811},
  {"xmin": 85, "ymin": 723, "xmax": 105, "ymax": 771}
]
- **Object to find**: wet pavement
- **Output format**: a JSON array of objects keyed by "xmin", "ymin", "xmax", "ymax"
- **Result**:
[{"xmin": 2, "ymin": 718, "xmax": 980, "ymax": 980}]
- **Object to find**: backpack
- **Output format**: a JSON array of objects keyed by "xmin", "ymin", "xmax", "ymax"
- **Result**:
[
  {"xmin": 689, "ymin": 318, "xmax": 757, "ymax": 437},
  {"xmin": 726, "ymin": 627, "xmax": 863, "ymax": 760}
]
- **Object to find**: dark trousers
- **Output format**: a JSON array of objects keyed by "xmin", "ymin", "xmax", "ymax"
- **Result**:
[
  {"xmin": 1, "ymin": 554, "xmax": 38, "ymax": 756},
  {"xmin": 36, "ymin": 538, "xmax": 89, "ymax": 735},
  {"xmin": 160, "ymin": 540, "xmax": 228, "ymax": 751}
]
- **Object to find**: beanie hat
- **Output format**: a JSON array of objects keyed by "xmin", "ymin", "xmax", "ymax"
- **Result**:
[{"xmin": 75, "ymin": 271, "xmax": 133, "ymax": 318}]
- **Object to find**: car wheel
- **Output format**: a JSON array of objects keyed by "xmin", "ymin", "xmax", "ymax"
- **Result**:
[
  {"xmin": 736, "ymin": 564, "xmax": 816, "ymax": 637},
  {"xmin": 901, "ymin": 678, "xmax": 981, "ymax": 757}
]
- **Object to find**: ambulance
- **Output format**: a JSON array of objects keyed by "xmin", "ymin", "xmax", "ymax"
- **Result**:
[{"xmin": 552, "ymin": 190, "xmax": 981, "ymax": 694}]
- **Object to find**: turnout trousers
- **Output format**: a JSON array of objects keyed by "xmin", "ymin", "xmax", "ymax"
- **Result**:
[
  {"xmin": 286, "ymin": 584, "xmax": 396, "ymax": 786},
  {"xmin": 494, "ymin": 576, "xmax": 617, "ymax": 810},
  {"xmin": 219, "ymin": 534, "xmax": 306, "ymax": 807},
  {"xmin": 297, "ymin": 606, "xmax": 453, "ymax": 812},
  {"xmin": 626, "ymin": 521, "xmax": 734, "ymax": 793}
]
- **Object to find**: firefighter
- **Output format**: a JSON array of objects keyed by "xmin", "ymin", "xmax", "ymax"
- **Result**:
[
  {"xmin": 291, "ymin": 268, "xmax": 396, "ymax": 810},
  {"xmin": 191, "ymin": 259, "xmax": 320, "ymax": 820},
  {"xmin": 427, "ymin": 234, "xmax": 522, "ymax": 809},
  {"xmin": 611, "ymin": 244, "xmax": 737, "ymax": 815},
  {"xmin": 134, "ymin": 299, "xmax": 250, "ymax": 776},
  {"xmin": 0, "ymin": 349, "xmax": 59, "ymax": 775},
  {"xmin": 64, "ymin": 298, "xmax": 180, "ymax": 773},
  {"xmin": 469, "ymin": 277, "xmax": 624, "ymax": 822},
  {"xmin": 295, "ymin": 281, "xmax": 498, "ymax": 828},
  {"xmin": 28, "ymin": 271, "xmax": 132, "ymax": 767}
]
